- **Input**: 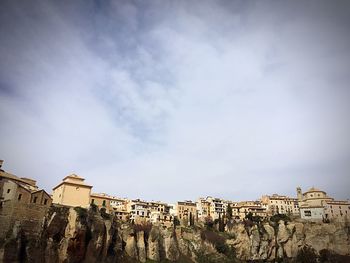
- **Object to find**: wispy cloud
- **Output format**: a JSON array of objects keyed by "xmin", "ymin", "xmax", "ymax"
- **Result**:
[{"xmin": 1, "ymin": 0, "xmax": 350, "ymax": 202}]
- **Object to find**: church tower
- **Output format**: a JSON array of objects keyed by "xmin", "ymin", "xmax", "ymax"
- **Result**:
[{"xmin": 296, "ymin": 187, "xmax": 303, "ymax": 202}]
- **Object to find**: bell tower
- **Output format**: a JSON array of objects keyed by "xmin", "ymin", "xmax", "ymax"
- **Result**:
[{"xmin": 296, "ymin": 187, "xmax": 302, "ymax": 201}]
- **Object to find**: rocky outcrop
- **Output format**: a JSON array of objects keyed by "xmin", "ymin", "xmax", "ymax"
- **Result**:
[{"xmin": 0, "ymin": 204, "xmax": 349, "ymax": 262}]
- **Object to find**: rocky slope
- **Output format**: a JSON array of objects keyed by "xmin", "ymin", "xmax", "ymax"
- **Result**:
[{"xmin": 0, "ymin": 205, "xmax": 349, "ymax": 262}]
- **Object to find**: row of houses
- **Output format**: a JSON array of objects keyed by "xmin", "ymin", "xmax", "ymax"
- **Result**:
[
  {"xmin": 1, "ymin": 161, "xmax": 349, "ymax": 224},
  {"xmin": 49, "ymin": 173, "xmax": 350, "ymax": 223}
]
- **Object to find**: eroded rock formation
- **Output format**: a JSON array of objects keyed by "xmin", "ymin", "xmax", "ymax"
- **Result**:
[{"xmin": 0, "ymin": 204, "xmax": 349, "ymax": 262}]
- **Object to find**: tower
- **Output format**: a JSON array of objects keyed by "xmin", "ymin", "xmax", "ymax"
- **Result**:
[{"xmin": 296, "ymin": 187, "xmax": 302, "ymax": 202}]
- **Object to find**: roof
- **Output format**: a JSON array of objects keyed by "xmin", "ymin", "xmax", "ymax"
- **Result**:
[
  {"xmin": 0, "ymin": 170, "xmax": 37, "ymax": 187},
  {"xmin": 304, "ymin": 187, "xmax": 326, "ymax": 194},
  {"xmin": 300, "ymin": 205, "xmax": 324, "ymax": 209},
  {"xmin": 31, "ymin": 189, "xmax": 53, "ymax": 199},
  {"xmin": 52, "ymin": 180, "xmax": 92, "ymax": 190},
  {"xmin": 324, "ymin": 200, "xmax": 350, "ymax": 205},
  {"xmin": 90, "ymin": 193, "xmax": 125, "ymax": 201},
  {"xmin": 177, "ymin": 201, "xmax": 196, "ymax": 206},
  {"xmin": 63, "ymin": 173, "xmax": 85, "ymax": 181}
]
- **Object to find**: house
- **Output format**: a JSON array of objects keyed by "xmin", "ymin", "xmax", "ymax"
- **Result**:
[
  {"xmin": 52, "ymin": 174, "xmax": 92, "ymax": 207},
  {"xmin": 324, "ymin": 200, "xmax": 350, "ymax": 221},
  {"xmin": 300, "ymin": 206, "xmax": 324, "ymax": 220},
  {"xmin": 90, "ymin": 193, "xmax": 113, "ymax": 213},
  {"xmin": 261, "ymin": 194, "xmax": 299, "ymax": 216},
  {"xmin": 0, "ymin": 161, "xmax": 52, "ymax": 206},
  {"xmin": 297, "ymin": 186, "xmax": 331, "ymax": 221},
  {"xmin": 197, "ymin": 198, "xmax": 211, "ymax": 220},
  {"xmin": 176, "ymin": 200, "xmax": 197, "ymax": 222},
  {"xmin": 31, "ymin": 189, "xmax": 52, "ymax": 206},
  {"xmin": 127, "ymin": 199, "xmax": 150, "ymax": 221},
  {"xmin": 236, "ymin": 201, "xmax": 267, "ymax": 220}
]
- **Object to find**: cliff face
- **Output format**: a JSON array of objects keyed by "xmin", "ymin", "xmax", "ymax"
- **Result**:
[{"xmin": 0, "ymin": 205, "xmax": 349, "ymax": 263}]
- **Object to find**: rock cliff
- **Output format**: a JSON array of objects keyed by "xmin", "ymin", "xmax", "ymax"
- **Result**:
[{"xmin": 0, "ymin": 205, "xmax": 349, "ymax": 262}]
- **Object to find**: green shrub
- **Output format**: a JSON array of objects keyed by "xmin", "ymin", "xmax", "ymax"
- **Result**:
[
  {"xmin": 89, "ymin": 203, "xmax": 98, "ymax": 213},
  {"xmin": 296, "ymin": 246, "xmax": 317, "ymax": 263},
  {"xmin": 200, "ymin": 229, "xmax": 236, "ymax": 259},
  {"xmin": 100, "ymin": 207, "xmax": 111, "ymax": 219},
  {"xmin": 270, "ymin": 214, "xmax": 291, "ymax": 223},
  {"xmin": 74, "ymin": 207, "xmax": 88, "ymax": 221}
]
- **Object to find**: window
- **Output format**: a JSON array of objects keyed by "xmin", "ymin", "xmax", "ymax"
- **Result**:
[
  {"xmin": 18, "ymin": 194, "xmax": 22, "ymax": 201},
  {"xmin": 7, "ymin": 189, "xmax": 10, "ymax": 193},
  {"xmin": 304, "ymin": 210, "xmax": 311, "ymax": 217},
  {"xmin": 33, "ymin": 197, "xmax": 37, "ymax": 203},
  {"xmin": 102, "ymin": 200, "xmax": 106, "ymax": 207},
  {"xmin": 44, "ymin": 199, "xmax": 48, "ymax": 205},
  {"xmin": 91, "ymin": 199, "xmax": 95, "ymax": 204}
]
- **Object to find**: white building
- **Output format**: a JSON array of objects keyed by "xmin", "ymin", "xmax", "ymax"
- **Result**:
[{"xmin": 300, "ymin": 206, "xmax": 324, "ymax": 220}]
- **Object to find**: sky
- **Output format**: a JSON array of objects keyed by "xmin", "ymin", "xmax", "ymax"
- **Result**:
[{"xmin": 1, "ymin": 0, "xmax": 350, "ymax": 203}]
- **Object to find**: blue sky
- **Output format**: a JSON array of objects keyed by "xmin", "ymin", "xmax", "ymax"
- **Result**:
[{"xmin": 1, "ymin": 0, "xmax": 350, "ymax": 203}]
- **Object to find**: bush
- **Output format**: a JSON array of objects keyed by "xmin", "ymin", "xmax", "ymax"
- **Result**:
[
  {"xmin": 204, "ymin": 217, "xmax": 214, "ymax": 229},
  {"xmin": 133, "ymin": 222, "xmax": 153, "ymax": 236},
  {"xmin": 173, "ymin": 217, "xmax": 180, "ymax": 226},
  {"xmin": 74, "ymin": 207, "xmax": 88, "ymax": 222},
  {"xmin": 89, "ymin": 203, "xmax": 98, "ymax": 213},
  {"xmin": 296, "ymin": 246, "xmax": 317, "ymax": 263},
  {"xmin": 100, "ymin": 207, "xmax": 111, "ymax": 219},
  {"xmin": 270, "ymin": 214, "xmax": 291, "ymax": 223},
  {"xmin": 319, "ymin": 249, "xmax": 350, "ymax": 263},
  {"xmin": 200, "ymin": 229, "xmax": 235, "ymax": 259}
]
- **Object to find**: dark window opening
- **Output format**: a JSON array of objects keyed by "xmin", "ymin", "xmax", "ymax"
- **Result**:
[
  {"xmin": 33, "ymin": 197, "xmax": 37, "ymax": 203},
  {"xmin": 7, "ymin": 189, "xmax": 10, "ymax": 193},
  {"xmin": 18, "ymin": 194, "xmax": 22, "ymax": 201},
  {"xmin": 44, "ymin": 199, "xmax": 48, "ymax": 205}
]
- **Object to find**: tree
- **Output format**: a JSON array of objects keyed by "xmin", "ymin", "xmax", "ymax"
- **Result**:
[
  {"xmin": 245, "ymin": 212, "xmax": 253, "ymax": 221},
  {"xmin": 189, "ymin": 212, "xmax": 193, "ymax": 226},
  {"xmin": 226, "ymin": 204, "xmax": 233, "ymax": 220},
  {"xmin": 218, "ymin": 213, "xmax": 225, "ymax": 232}
]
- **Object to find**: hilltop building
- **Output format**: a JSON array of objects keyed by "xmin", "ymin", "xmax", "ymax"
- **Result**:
[
  {"xmin": 261, "ymin": 194, "xmax": 299, "ymax": 216},
  {"xmin": 197, "ymin": 197, "xmax": 226, "ymax": 220},
  {"xmin": 52, "ymin": 174, "xmax": 92, "ymax": 207},
  {"xmin": 176, "ymin": 200, "xmax": 197, "ymax": 223},
  {"xmin": 297, "ymin": 187, "xmax": 350, "ymax": 221},
  {"xmin": 0, "ymin": 160, "xmax": 52, "ymax": 207},
  {"xmin": 235, "ymin": 201, "xmax": 267, "ymax": 220}
]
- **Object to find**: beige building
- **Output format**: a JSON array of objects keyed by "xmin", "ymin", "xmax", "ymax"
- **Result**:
[
  {"xmin": 236, "ymin": 201, "xmax": 267, "ymax": 220},
  {"xmin": 0, "ymin": 161, "xmax": 52, "ymax": 207},
  {"xmin": 127, "ymin": 199, "xmax": 150, "ymax": 221},
  {"xmin": 197, "ymin": 196, "xmax": 226, "ymax": 220},
  {"xmin": 324, "ymin": 200, "xmax": 350, "ymax": 221},
  {"xmin": 176, "ymin": 200, "xmax": 197, "ymax": 221},
  {"xmin": 261, "ymin": 194, "xmax": 299, "ymax": 215},
  {"xmin": 90, "ymin": 193, "xmax": 114, "ymax": 213},
  {"xmin": 197, "ymin": 198, "xmax": 211, "ymax": 220},
  {"xmin": 297, "ymin": 186, "xmax": 349, "ymax": 221},
  {"xmin": 297, "ymin": 187, "xmax": 333, "ymax": 207},
  {"xmin": 31, "ymin": 189, "xmax": 52, "ymax": 206},
  {"xmin": 52, "ymin": 174, "xmax": 92, "ymax": 207}
]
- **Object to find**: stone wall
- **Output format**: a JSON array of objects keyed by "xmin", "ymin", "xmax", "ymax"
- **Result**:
[{"xmin": 0, "ymin": 200, "xmax": 49, "ymax": 240}]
